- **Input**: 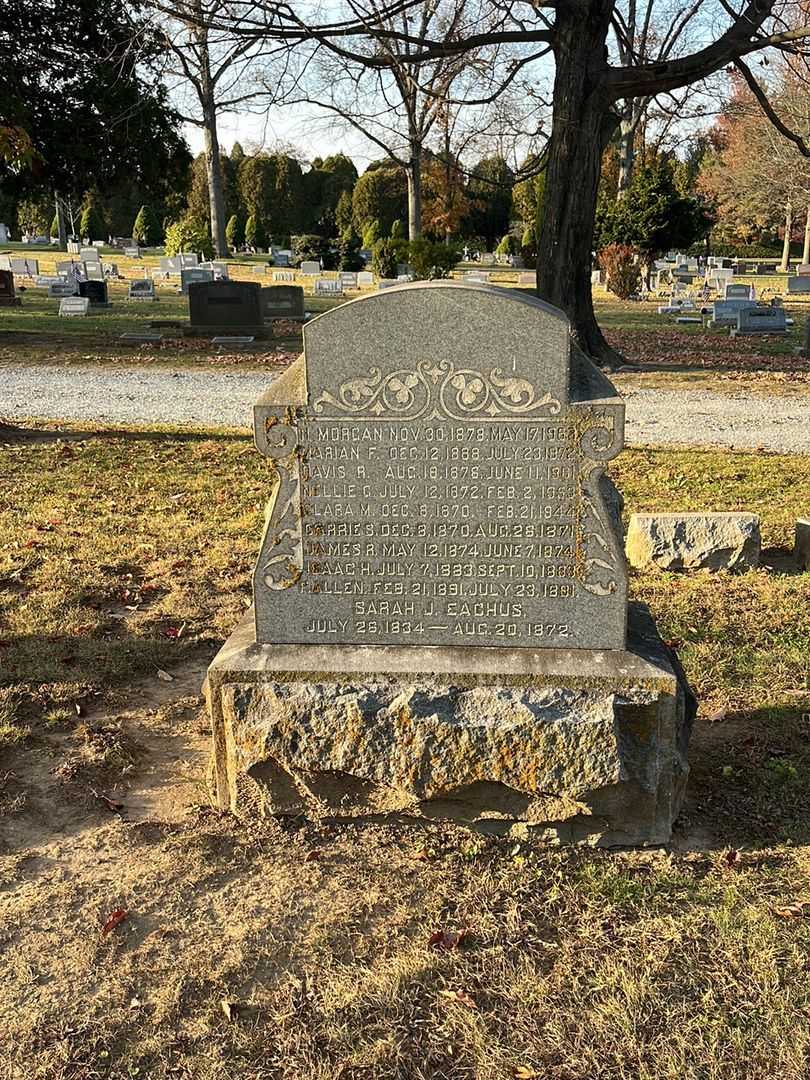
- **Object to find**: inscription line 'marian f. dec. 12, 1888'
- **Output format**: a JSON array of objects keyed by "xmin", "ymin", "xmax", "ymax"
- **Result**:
[{"xmin": 252, "ymin": 282, "xmax": 628, "ymax": 651}]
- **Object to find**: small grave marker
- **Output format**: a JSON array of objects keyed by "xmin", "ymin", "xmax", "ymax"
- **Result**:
[
  {"xmin": 314, "ymin": 278, "xmax": 343, "ymax": 296},
  {"xmin": 128, "ymin": 279, "xmax": 157, "ymax": 301},
  {"xmin": 59, "ymin": 296, "xmax": 90, "ymax": 316}
]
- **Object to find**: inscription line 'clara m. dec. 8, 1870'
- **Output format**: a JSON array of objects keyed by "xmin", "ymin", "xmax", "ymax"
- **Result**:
[{"xmin": 252, "ymin": 281, "xmax": 628, "ymax": 651}]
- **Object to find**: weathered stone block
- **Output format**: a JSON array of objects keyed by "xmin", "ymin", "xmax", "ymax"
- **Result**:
[
  {"xmin": 626, "ymin": 512, "xmax": 760, "ymax": 571},
  {"xmin": 205, "ymin": 603, "xmax": 694, "ymax": 846},
  {"xmin": 795, "ymin": 519, "xmax": 810, "ymax": 571}
]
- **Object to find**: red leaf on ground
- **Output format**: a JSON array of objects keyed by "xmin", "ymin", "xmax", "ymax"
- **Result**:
[
  {"xmin": 725, "ymin": 849, "xmax": 741, "ymax": 868},
  {"xmin": 101, "ymin": 908, "xmax": 128, "ymax": 936},
  {"xmin": 439, "ymin": 988, "xmax": 477, "ymax": 1009},
  {"xmin": 428, "ymin": 928, "xmax": 470, "ymax": 950}
]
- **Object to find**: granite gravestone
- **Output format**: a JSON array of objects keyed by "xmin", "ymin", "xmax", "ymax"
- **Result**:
[
  {"xmin": 188, "ymin": 279, "xmax": 264, "ymax": 331},
  {"xmin": 48, "ymin": 279, "xmax": 79, "ymax": 299},
  {"xmin": 181, "ymin": 267, "xmax": 214, "ymax": 295},
  {"xmin": 59, "ymin": 296, "xmax": 90, "ymax": 316},
  {"xmin": 732, "ymin": 305, "xmax": 787, "ymax": 336},
  {"xmin": 128, "ymin": 278, "xmax": 157, "ymax": 301},
  {"xmin": 79, "ymin": 279, "xmax": 109, "ymax": 306},
  {"xmin": 206, "ymin": 282, "xmax": 694, "ymax": 845},
  {"xmin": 261, "ymin": 284, "xmax": 305, "ymax": 321},
  {"xmin": 0, "ymin": 269, "xmax": 20, "ymax": 306}
]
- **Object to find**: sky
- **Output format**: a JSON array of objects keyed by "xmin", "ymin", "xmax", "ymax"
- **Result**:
[{"xmin": 183, "ymin": 106, "xmax": 378, "ymax": 170}]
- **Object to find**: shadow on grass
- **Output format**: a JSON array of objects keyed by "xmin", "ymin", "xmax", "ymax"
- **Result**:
[
  {"xmin": 678, "ymin": 704, "xmax": 810, "ymax": 848},
  {"xmin": 0, "ymin": 422, "xmax": 252, "ymax": 445}
]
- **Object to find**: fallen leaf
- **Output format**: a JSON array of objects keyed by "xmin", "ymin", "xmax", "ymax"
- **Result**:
[
  {"xmin": 90, "ymin": 788, "xmax": 124, "ymax": 814},
  {"xmin": 220, "ymin": 999, "xmax": 239, "ymax": 1022},
  {"xmin": 428, "ymin": 928, "xmax": 470, "ymax": 951},
  {"xmin": 773, "ymin": 899, "xmax": 810, "ymax": 918},
  {"xmin": 304, "ymin": 850, "xmax": 321, "ymax": 863},
  {"xmin": 156, "ymin": 669, "xmax": 173, "ymax": 682},
  {"xmin": 101, "ymin": 908, "xmax": 128, "ymax": 936},
  {"xmin": 513, "ymin": 1068, "xmax": 539, "ymax": 1079},
  {"xmin": 439, "ymin": 988, "xmax": 477, "ymax": 1009},
  {"xmin": 724, "ymin": 849, "xmax": 741, "ymax": 869}
]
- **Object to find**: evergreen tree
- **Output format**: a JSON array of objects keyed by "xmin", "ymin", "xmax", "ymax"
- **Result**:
[
  {"xmin": 335, "ymin": 189, "xmax": 353, "ymax": 235},
  {"xmin": 464, "ymin": 157, "xmax": 514, "ymax": 249},
  {"xmin": 132, "ymin": 204, "xmax": 160, "ymax": 245},
  {"xmin": 80, "ymin": 197, "xmax": 105, "ymax": 241},
  {"xmin": 164, "ymin": 218, "xmax": 213, "ymax": 259},
  {"xmin": 390, "ymin": 219, "xmax": 404, "ymax": 239},
  {"xmin": 352, "ymin": 164, "xmax": 408, "ymax": 237},
  {"xmin": 596, "ymin": 159, "xmax": 712, "ymax": 273},
  {"xmin": 244, "ymin": 213, "xmax": 268, "ymax": 249},
  {"xmin": 50, "ymin": 213, "xmax": 59, "ymax": 238},
  {"xmin": 362, "ymin": 219, "xmax": 381, "ymax": 247},
  {"xmin": 339, "ymin": 226, "xmax": 365, "ymax": 271},
  {"xmin": 225, "ymin": 213, "xmax": 244, "ymax": 251}
]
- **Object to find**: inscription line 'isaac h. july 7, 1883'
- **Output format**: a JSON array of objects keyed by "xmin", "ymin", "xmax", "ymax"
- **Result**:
[{"xmin": 252, "ymin": 282, "xmax": 628, "ymax": 651}]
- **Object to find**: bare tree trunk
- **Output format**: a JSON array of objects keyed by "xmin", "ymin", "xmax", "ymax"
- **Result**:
[
  {"xmin": 536, "ymin": 0, "xmax": 623, "ymax": 368},
  {"xmin": 406, "ymin": 145, "xmax": 422, "ymax": 240},
  {"xmin": 202, "ymin": 104, "xmax": 228, "ymax": 257},
  {"xmin": 617, "ymin": 113, "xmax": 635, "ymax": 195},
  {"xmin": 54, "ymin": 192, "xmax": 67, "ymax": 248},
  {"xmin": 780, "ymin": 202, "xmax": 793, "ymax": 272},
  {"xmin": 196, "ymin": 16, "xmax": 228, "ymax": 259},
  {"xmin": 803, "ymin": 206, "xmax": 810, "ymax": 265}
]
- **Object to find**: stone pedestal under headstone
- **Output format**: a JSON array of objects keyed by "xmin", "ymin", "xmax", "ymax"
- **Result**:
[{"xmin": 206, "ymin": 282, "xmax": 695, "ymax": 845}]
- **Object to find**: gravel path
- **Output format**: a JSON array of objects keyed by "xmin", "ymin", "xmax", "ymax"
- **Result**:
[{"xmin": 2, "ymin": 363, "xmax": 809, "ymax": 453}]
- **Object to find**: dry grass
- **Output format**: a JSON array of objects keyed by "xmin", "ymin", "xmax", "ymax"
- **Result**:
[{"xmin": 0, "ymin": 427, "xmax": 809, "ymax": 1080}]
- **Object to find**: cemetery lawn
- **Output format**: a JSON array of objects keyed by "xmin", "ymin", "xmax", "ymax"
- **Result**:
[
  {"xmin": 1, "ymin": 426, "xmax": 809, "ymax": 1080},
  {"xmin": 2, "ymin": 268, "xmax": 810, "ymax": 399}
]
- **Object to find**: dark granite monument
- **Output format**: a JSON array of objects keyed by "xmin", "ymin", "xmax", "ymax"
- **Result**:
[
  {"xmin": 78, "ymin": 279, "xmax": 109, "ymax": 306},
  {"xmin": 206, "ymin": 282, "xmax": 694, "ymax": 845},
  {"xmin": 0, "ymin": 269, "xmax": 20, "ymax": 306},
  {"xmin": 188, "ymin": 279, "xmax": 266, "ymax": 335}
]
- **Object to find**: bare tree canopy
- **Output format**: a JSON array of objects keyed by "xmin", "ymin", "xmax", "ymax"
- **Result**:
[{"xmin": 156, "ymin": 0, "xmax": 810, "ymax": 364}]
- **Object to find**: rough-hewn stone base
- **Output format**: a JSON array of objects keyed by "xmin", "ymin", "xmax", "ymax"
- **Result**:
[
  {"xmin": 205, "ymin": 604, "xmax": 695, "ymax": 846},
  {"xmin": 626, "ymin": 512, "xmax": 760, "ymax": 571}
]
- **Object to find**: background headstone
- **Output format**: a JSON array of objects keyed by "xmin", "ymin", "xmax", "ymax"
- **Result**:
[
  {"xmin": 128, "ymin": 278, "xmax": 157, "ymax": 301},
  {"xmin": 189, "ymin": 279, "xmax": 263, "ymax": 328},
  {"xmin": 261, "ymin": 284, "xmax": 305, "ymax": 321},
  {"xmin": 733, "ymin": 306, "xmax": 787, "ymax": 336},
  {"xmin": 59, "ymin": 296, "xmax": 90, "ymax": 316},
  {"xmin": 0, "ymin": 269, "xmax": 19, "ymax": 306},
  {"xmin": 181, "ymin": 267, "xmax": 215, "ymax": 295},
  {"xmin": 78, "ymin": 279, "xmax": 109, "ymax": 305}
]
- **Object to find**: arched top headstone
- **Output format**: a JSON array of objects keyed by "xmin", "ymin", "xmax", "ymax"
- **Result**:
[
  {"xmin": 252, "ymin": 281, "xmax": 627, "ymax": 651},
  {"xmin": 303, "ymin": 281, "xmax": 572, "ymax": 408}
]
